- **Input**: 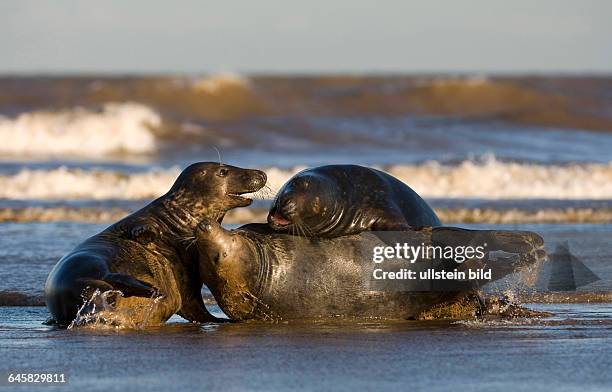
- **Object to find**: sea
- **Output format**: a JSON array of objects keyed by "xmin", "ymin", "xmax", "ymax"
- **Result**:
[{"xmin": 0, "ymin": 74, "xmax": 610, "ymax": 391}]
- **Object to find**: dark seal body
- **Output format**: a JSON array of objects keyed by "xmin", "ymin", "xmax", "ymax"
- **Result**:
[
  {"xmin": 44, "ymin": 162, "xmax": 266, "ymax": 327},
  {"xmin": 195, "ymin": 222, "xmax": 544, "ymax": 321},
  {"xmin": 268, "ymin": 165, "xmax": 441, "ymax": 237}
]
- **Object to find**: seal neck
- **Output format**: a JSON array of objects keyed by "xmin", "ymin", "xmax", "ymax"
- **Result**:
[
  {"xmin": 310, "ymin": 200, "xmax": 344, "ymax": 237},
  {"xmin": 239, "ymin": 233, "xmax": 272, "ymax": 296},
  {"xmin": 157, "ymin": 189, "xmax": 223, "ymax": 234}
]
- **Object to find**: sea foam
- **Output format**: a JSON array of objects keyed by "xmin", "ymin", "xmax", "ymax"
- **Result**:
[
  {"xmin": 1, "ymin": 157, "xmax": 611, "ymax": 200},
  {"xmin": 0, "ymin": 102, "xmax": 161, "ymax": 156}
]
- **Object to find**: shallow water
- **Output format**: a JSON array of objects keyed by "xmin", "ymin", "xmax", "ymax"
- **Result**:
[
  {"xmin": 2, "ymin": 222, "xmax": 610, "ymax": 305},
  {"xmin": 1, "ymin": 304, "xmax": 611, "ymax": 392}
]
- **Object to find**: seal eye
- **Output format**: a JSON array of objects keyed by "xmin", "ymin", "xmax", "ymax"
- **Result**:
[
  {"xmin": 217, "ymin": 168, "xmax": 229, "ymax": 177},
  {"xmin": 312, "ymin": 197, "xmax": 321, "ymax": 214}
]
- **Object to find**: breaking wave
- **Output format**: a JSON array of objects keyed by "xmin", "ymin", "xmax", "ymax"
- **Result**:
[
  {"xmin": 0, "ymin": 102, "xmax": 161, "ymax": 157},
  {"xmin": 0, "ymin": 166, "xmax": 180, "ymax": 200},
  {"xmin": 386, "ymin": 157, "xmax": 612, "ymax": 199},
  {"xmin": 189, "ymin": 72, "xmax": 251, "ymax": 94},
  {"xmin": 1, "ymin": 157, "xmax": 612, "ymax": 200}
]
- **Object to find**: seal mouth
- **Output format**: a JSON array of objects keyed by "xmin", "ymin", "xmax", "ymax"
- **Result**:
[
  {"xmin": 268, "ymin": 211, "xmax": 292, "ymax": 229},
  {"xmin": 227, "ymin": 192, "xmax": 253, "ymax": 206},
  {"xmin": 226, "ymin": 171, "xmax": 267, "ymax": 207}
]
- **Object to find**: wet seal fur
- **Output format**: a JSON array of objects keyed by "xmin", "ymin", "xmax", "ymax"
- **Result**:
[
  {"xmin": 195, "ymin": 221, "xmax": 545, "ymax": 321},
  {"xmin": 44, "ymin": 162, "xmax": 266, "ymax": 328},
  {"xmin": 268, "ymin": 164, "xmax": 441, "ymax": 237}
]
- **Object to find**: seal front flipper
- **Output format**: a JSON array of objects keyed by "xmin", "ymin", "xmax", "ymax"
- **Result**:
[
  {"xmin": 371, "ymin": 217, "xmax": 412, "ymax": 232},
  {"xmin": 77, "ymin": 278, "xmax": 115, "ymax": 299},
  {"xmin": 101, "ymin": 273, "xmax": 159, "ymax": 298}
]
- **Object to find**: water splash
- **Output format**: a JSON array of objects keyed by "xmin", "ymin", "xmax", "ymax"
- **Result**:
[
  {"xmin": 138, "ymin": 294, "xmax": 165, "ymax": 330},
  {"xmin": 484, "ymin": 245, "xmax": 548, "ymax": 297},
  {"xmin": 68, "ymin": 289, "xmax": 124, "ymax": 329},
  {"xmin": 67, "ymin": 289, "xmax": 164, "ymax": 330}
]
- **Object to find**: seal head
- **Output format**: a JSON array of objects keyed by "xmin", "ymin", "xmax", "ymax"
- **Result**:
[
  {"xmin": 268, "ymin": 171, "xmax": 339, "ymax": 235},
  {"xmin": 170, "ymin": 162, "xmax": 267, "ymax": 211},
  {"xmin": 195, "ymin": 220, "xmax": 262, "ymax": 320},
  {"xmin": 268, "ymin": 165, "xmax": 440, "ymax": 237}
]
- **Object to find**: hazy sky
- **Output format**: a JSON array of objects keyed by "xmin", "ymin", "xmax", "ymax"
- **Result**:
[{"xmin": 1, "ymin": 0, "xmax": 611, "ymax": 74}]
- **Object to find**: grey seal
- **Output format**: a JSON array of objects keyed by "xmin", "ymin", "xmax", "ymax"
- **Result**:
[{"xmin": 44, "ymin": 162, "xmax": 266, "ymax": 327}]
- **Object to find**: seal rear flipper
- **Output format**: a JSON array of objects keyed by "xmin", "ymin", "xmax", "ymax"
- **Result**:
[
  {"xmin": 178, "ymin": 297, "xmax": 228, "ymax": 323},
  {"xmin": 102, "ymin": 273, "xmax": 159, "ymax": 298},
  {"xmin": 431, "ymin": 227, "xmax": 544, "ymax": 253},
  {"xmin": 43, "ymin": 317, "xmax": 58, "ymax": 326}
]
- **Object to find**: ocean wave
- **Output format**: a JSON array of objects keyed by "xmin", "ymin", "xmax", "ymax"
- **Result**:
[
  {"xmin": 1, "ymin": 158, "xmax": 612, "ymax": 200},
  {"xmin": 189, "ymin": 73, "xmax": 251, "ymax": 94},
  {"xmin": 385, "ymin": 157, "xmax": 612, "ymax": 199},
  {"xmin": 0, "ymin": 102, "xmax": 161, "ymax": 156},
  {"xmin": 89, "ymin": 73, "xmax": 265, "ymax": 121},
  {"xmin": 0, "ymin": 166, "xmax": 181, "ymax": 199}
]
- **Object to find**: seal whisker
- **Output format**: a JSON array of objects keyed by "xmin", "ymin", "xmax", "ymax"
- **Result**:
[
  {"xmin": 212, "ymin": 146, "xmax": 223, "ymax": 166},
  {"xmin": 265, "ymin": 184, "xmax": 279, "ymax": 198},
  {"xmin": 252, "ymin": 184, "xmax": 276, "ymax": 201},
  {"xmin": 299, "ymin": 220, "xmax": 314, "ymax": 237},
  {"xmin": 186, "ymin": 237, "xmax": 198, "ymax": 250},
  {"xmin": 296, "ymin": 222, "xmax": 307, "ymax": 238},
  {"xmin": 292, "ymin": 216, "xmax": 313, "ymax": 238},
  {"xmin": 176, "ymin": 234, "xmax": 196, "ymax": 244}
]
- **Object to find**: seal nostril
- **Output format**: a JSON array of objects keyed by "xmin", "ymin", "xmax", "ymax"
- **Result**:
[
  {"xmin": 258, "ymin": 172, "xmax": 267, "ymax": 185},
  {"xmin": 251, "ymin": 172, "xmax": 266, "ymax": 188}
]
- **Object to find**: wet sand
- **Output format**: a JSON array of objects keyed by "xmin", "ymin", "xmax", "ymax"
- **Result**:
[{"xmin": 1, "ymin": 304, "xmax": 611, "ymax": 392}]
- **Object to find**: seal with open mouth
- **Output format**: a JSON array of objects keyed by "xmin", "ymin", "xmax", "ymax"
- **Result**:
[{"xmin": 44, "ymin": 162, "xmax": 266, "ymax": 327}]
